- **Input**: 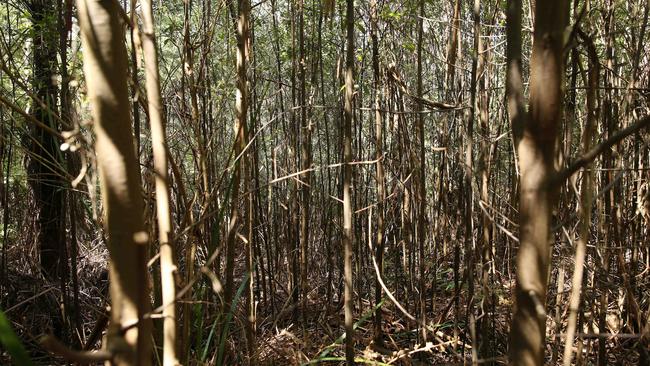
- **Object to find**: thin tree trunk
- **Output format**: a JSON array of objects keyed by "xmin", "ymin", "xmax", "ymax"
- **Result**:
[
  {"xmin": 466, "ymin": 0, "xmax": 481, "ymax": 360},
  {"xmin": 246, "ymin": 9, "xmax": 258, "ymax": 362},
  {"xmin": 128, "ymin": 0, "xmax": 141, "ymax": 157},
  {"xmin": 415, "ymin": 0, "xmax": 427, "ymax": 343},
  {"xmin": 343, "ymin": 0, "xmax": 355, "ymax": 363},
  {"xmin": 562, "ymin": 31, "xmax": 598, "ymax": 366},
  {"xmin": 223, "ymin": 0, "xmax": 251, "ymax": 361},
  {"xmin": 288, "ymin": 0, "xmax": 300, "ymax": 311},
  {"xmin": 76, "ymin": 0, "xmax": 152, "ymax": 363},
  {"xmin": 478, "ymin": 4, "xmax": 494, "ymax": 361},
  {"xmin": 140, "ymin": 1, "xmax": 178, "ymax": 364},
  {"xmin": 509, "ymin": 1, "xmax": 568, "ymax": 365},
  {"xmin": 28, "ymin": 0, "xmax": 64, "ymax": 282},
  {"xmin": 369, "ymin": 0, "xmax": 385, "ymax": 343},
  {"xmin": 298, "ymin": 0, "xmax": 311, "ymax": 329},
  {"xmin": 180, "ymin": 0, "xmax": 198, "ymax": 359}
]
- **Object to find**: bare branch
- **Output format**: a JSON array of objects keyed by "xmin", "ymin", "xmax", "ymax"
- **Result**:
[
  {"xmin": 41, "ymin": 336, "xmax": 114, "ymax": 363},
  {"xmin": 556, "ymin": 115, "xmax": 650, "ymax": 183}
]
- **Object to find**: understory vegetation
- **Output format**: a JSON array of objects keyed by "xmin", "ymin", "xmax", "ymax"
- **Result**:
[{"xmin": 0, "ymin": 0, "xmax": 649, "ymax": 365}]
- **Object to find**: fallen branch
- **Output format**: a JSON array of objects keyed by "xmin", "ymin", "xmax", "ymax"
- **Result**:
[{"xmin": 41, "ymin": 335, "xmax": 114, "ymax": 363}]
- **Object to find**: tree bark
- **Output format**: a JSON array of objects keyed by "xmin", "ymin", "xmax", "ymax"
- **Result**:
[
  {"xmin": 223, "ymin": 0, "xmax": 251, "ymax": 360},
  {"xmin": 509, "ymin": 0, "xmax": 568, "ymax": 365},
  {"xmin": 76, "ymin": 0, "xmax": 152, "ymax": 364},
  {"xmin": 369, "ymin": 0, "xmax": 385, "ymax": 343},
  {"xmin": 140, "ymin": 0, "xmax": 178, "ymax": 364},
  {"xmin": 562, "ymin": 30, "xmax": 598, "ymax": 366},
  {"xmin": 415, "ymin": 0, "xmax": 427, "ymax": 343},
  {"xmin": 298, "ymin": 0, "xmax": 311, "ymax": 329},
  {"xmin": 28, "ymin": 0, "xmax": 64, "ymax": 281},
  {"xmin": 343, "ymin": 0, "xmax": 355, "ymax": 363}
]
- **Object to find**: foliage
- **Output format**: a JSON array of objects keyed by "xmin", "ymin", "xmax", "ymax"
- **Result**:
[{"xmin": 0, "ymin": 309, "xmax": 32, "ymax": 366}]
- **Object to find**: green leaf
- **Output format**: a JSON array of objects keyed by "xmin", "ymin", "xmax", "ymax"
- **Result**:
[
  {"xmin": 200, "ymin": 312, "xmax": 219, "ymax": 362},
  {"xmin": 216, "ymin": 273, "xmax": 250, "ymax": 365},
  {"xmin": 311, "ymin": 298, "xmax": 385, "ymax": 362},
  {"xmin": 0, "ymin": 309, "xmax": 33, "ymax": 366}
]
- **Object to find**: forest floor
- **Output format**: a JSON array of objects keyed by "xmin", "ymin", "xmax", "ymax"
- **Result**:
[{"xmin": 1, "ymin": 244, "xmax": 646, "ymax": 365}]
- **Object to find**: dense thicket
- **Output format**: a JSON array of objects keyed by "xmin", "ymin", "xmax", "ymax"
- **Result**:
[{"xmin": 0, "ymin": 0, "xmax": 648, "ymax": 365}]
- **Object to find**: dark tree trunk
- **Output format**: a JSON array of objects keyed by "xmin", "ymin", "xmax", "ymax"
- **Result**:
[{"xmin": 28, "ymin": 0, "xmax": 64, "ymax": 281}]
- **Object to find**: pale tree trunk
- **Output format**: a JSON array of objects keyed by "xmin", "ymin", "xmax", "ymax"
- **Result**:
[
  {"xmin": 562, "ymin": 30, "xmax": 598, "ymax": 366},
  {"xmin": 180, "ymin": 1, "xmax": 200, "ymax": 358},
  {"xmin": 509, "ymin": 0, "xmax": 568, "ymax": 365},
  {"xmin": 343, "ymin": 0, "xmax": 355, "ymax": 363},
  {"xmin": 478, "ymin": 4, "xmax": 494, "ymax": 361},
  {"xmin": 369, "ymin": 0, "xmax": 385, "ymax": 343},
  {"xmin": 467, "ymin": 0, "xmax": 480, "ymax": 360},
  {"xmin": 222, "ymin": 0, "xmax": 251, "ymax": 360},
  {"xmin": 288, "ymin": 0, "xmax": 299, "ymax": 310},
  {"xmin": 140, "ymin": 0, "xmax": 178, "ymax": 364},
  {"xmin": 415, "ymin": 0, "xmax": 427, "ymax": 343},
  {"xmin": 238, "ymin": 0, "xmax": 254, "ymax": 360},
  {"xmin": 446, "ymin": 0, "xmax": 461, "ymax": 87},
  {"xmin": 224, "ymin": 0, "xmax": 248, "ymax": 319},
  {"xmin": 506, "ymin": 0, "xmax": 525, "ymax": 144},
  {"xmin": 244, "ymin": 3, "xmax": 255, "ymax": 359},
  {"xmin": 76, "ymin": 0, "xmax": 152, "ymax": 364},
  {"xmin": 444, "ymin": 0, "xmax": 461, "ymax": 342},
  {"xmin": 298, "ymin": 0, "xmax": 311, "ymax": 329}
]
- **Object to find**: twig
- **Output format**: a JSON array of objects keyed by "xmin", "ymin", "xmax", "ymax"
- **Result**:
[
  {"xmin": 0, "ymin": 94, "xmax": 63, "ymax": 139},
  {"xmin": 4, "ymin": 287, "xmax": 56, "ymax": 313},
  {"xmin": 366, "ymin": 207, "xmax": 415, "ymax": 321},
  {"xmin": 556, "ymin": 115, "xmax": 650, "ymax": 183}
]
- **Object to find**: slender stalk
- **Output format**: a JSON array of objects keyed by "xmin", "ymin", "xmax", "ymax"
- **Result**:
[
  {"xmin": 415, "ymin": 0, "xmax": 427, "ymax": 343},
  {"xmin": 343, "ymin": 0, "xmax": 356, "ymax": 363},
  {"xmin": 369, "ymin": 0, "xmax": 385, "ymax": 343},
  {"xmin": 140, "ymin": 0, "xmax": 178, "ymax": 364}
]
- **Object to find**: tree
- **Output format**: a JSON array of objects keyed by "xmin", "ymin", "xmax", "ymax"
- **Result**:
[
  {"xmin": 223, "ymin": 0, "xmax": 251, "ymax": 360},
  {"xmin": 140, "ymin": 0, "xmax": 178, "ymax": 364},
  {"xmin": 343, "ymin": 0, "xmax": 355, "ymax": 363},
  {"xmin": 298, "ymin": 0, "xmax": 311, "ymax": 330},
  {"xmin": 2, "ymin": 0, "xmax": 649, "ymax": 365},
  {"xmin": 369, "ymin": 0, "xmax": 386, "ymax": 343},
  {"xmin": 415, "ymin": 0, "xmax": 427, "ymax": 342},
  {"xmin": 76, "ymin": 0, "xmax": 152, "ymax": 364},
  {"xmin": 27, "ymin": 0, "xmax": 64, "ymax": 281},
  {"xmin": 509, "ymin": 0, "xmax": 569, "ymax": 364}
]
